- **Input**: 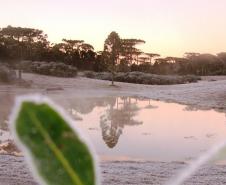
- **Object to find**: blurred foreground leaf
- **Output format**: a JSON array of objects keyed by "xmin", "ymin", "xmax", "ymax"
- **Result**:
[{"xmin": 14, "ymin": 100, "xmax": 97, "ymax": 185}]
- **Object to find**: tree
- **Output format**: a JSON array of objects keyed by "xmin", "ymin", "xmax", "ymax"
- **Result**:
[
  {"xmin": 93, "ymin": 51, "xmax": 109, "ymax": 72},
  {"xmin": 145, "ymin": 53, "xmax": 160, "ymax": 63},
  {"xmin": 183, "ymin": 53, "xmax": 224, "ymax": 75},
  {"xmin": 217, "ymin": 52, "xmax": 226, "ymax": 63},
  {"xmin": 152, "ymin": 58, "xmax": 170, "ymax": 74},
  {"xmin": 104, "ymin": 31, "xmax": 121, "ymax": 85},
  {"xmin": 62, "ymin": 39, "xmax": 84, "ymax": 52},
  {"xmin": 48, "ymin": 43, "xmax": 66, "ymax": 62},
  {"xmin": 80, "ymin": 43, "xmax": 94, "ymax": 52},
  {"xmin": 61, "ymin": 39, "xmax": 83, "ymax": 66},
  {"xmin": 0, "ymin": 25, "xmax": 48, "ymax": 79},
  {"xmin": 0, "ymin": 29, "xmax": 9, "ymax": 59},
  {"xmin": 61, "ymin": 39, "xmax": 96, "ymax": 69},
  {"xmin": 80, "ymin": 43, "xmax": 95, "ymax": 70},
  {"xmin": 121, "ymin": 39, "xmax": 145, "ymax": 65},
  {"xmin": 184, "ymin": 52, "xmax": 200, "ymax": 59}
]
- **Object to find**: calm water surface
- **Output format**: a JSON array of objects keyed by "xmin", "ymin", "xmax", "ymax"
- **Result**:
[
  {"xmin": 1, "ymin": 95, "xmax": 226, "ymax": 162},
  {"xmin": 62, "ymin": 97, "xmax": 226, "ymax": 162}
]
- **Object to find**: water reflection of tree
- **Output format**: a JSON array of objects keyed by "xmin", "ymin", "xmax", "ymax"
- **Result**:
[
  {"xmin": 183, "ymin": 105, "xmax": 199, "ymax": 112},
  {"xmin": 67, "ymin": 97, "xmax": 116, "ymax": 114},
  {"xmin": 100, "ymin": 97, "xmax": 142, "ymax": 148},
  {"xmin": 134, "ymin": 97, "xmax": 158, "ymax": 109},
  {"xmin": 144, "ymin": 99, "xmax": 158, "ymax": 109},
  {"xmin": 0, "ymin": 93, "xmax": 13, "ymax": 131}
]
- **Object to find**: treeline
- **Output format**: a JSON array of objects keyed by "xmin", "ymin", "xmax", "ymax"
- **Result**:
[
  {"xmin": 0, "ymin": 26, "xmax": 97, "ymax": 71},
  {"xmin": 1, "ymin": 25, "xmax": 226, "ymax": 76},
  {"xmin": 131, "ymin": 53, "xmax": 226, "ymax": 75}
]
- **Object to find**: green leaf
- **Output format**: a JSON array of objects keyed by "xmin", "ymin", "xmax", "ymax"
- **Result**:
[{"xmin": 12, "ymin": 97, "xmax": 98, "ymax": 185}]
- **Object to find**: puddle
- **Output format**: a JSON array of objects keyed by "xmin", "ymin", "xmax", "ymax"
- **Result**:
[
  {"xmin": 62, "ymin": 97, "xmax": 226, "ymax": 162},
  {"xmin": 1, "ymin": 94, "xmax": 226, "ymax": 162}
]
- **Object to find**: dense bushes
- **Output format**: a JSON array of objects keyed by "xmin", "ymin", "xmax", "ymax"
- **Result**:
[
  {"xmin": 83, "ymin": 71, "xmax": 201, "ymax": 85},
  {"xmin": 21, "ymin": 61, "xmax": 77, "ymax": 77}
]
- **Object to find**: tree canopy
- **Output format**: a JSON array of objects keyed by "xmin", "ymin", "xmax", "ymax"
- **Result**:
[{"xmin": 1, "ymin": 25, "xmax": 226, "ymax": 76}]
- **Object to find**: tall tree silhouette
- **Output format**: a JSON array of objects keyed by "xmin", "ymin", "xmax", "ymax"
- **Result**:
[{"xmin": 104, "ymin": 31, "xmax": 121, "ymax": 85}]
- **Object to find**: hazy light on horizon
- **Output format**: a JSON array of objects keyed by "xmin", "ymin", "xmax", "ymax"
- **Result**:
[{"xmin": 0, "ymin": 0, "xmax": 226, "ymax": 57}]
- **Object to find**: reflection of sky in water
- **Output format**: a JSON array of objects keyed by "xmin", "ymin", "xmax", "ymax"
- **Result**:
[
  {"xmin": 64, "ymin": 97, "xmax": 226, "ymax": 162},
  {"xmin": 1, "ymin": 95, "xmax": 226, "ymax": 161}
]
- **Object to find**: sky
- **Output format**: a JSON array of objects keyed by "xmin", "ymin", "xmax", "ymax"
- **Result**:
[{"xmin": 0, "ymin": 0, "xmax": 226, "ymax": 57}]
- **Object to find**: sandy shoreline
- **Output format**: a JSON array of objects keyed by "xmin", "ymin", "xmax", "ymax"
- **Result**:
[{"xmin": 1, "ymin": 73, "xmax": 226, "ymax": 184}]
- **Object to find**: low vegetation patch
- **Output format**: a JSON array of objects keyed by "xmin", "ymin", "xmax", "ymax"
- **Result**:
[
  {"xmin": 83, "ymin": 71, "xmax": 201, "ymax": 85},
  {"xmin": 21, "ymin": 61, "xmax": 78, "ymax": 78}
]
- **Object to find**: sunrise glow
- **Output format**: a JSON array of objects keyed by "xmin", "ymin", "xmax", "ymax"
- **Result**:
[{"xmin": 0, "ymin": 0, "xmax": 225, "ymax": 57}]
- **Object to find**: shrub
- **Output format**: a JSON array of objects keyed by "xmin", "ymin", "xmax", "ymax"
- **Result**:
[
  {"xmin": 84, "ymin": 71, "xmax": 200, "ymax": 85},
  {"xmin": 21, "ymin": 61, "xmax": 78, "ymax": 77}
]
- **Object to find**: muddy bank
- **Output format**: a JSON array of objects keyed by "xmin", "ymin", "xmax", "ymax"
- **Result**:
[{"xmin": 1, "ymin": 155, "xmax": 226, "ymax": 185}]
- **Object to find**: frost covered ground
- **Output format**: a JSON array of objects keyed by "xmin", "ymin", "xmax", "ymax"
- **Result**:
[
  {"xmin": 1, "ymin": 155, "xmax": 226, "ymax": 185},
  {"xmin": 1, "ymin": 73, "xmax": 226, "ymax": 110},
  {"xmin": 1, "ymin": 73, "xmax": 226, "ymax": 184}
]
